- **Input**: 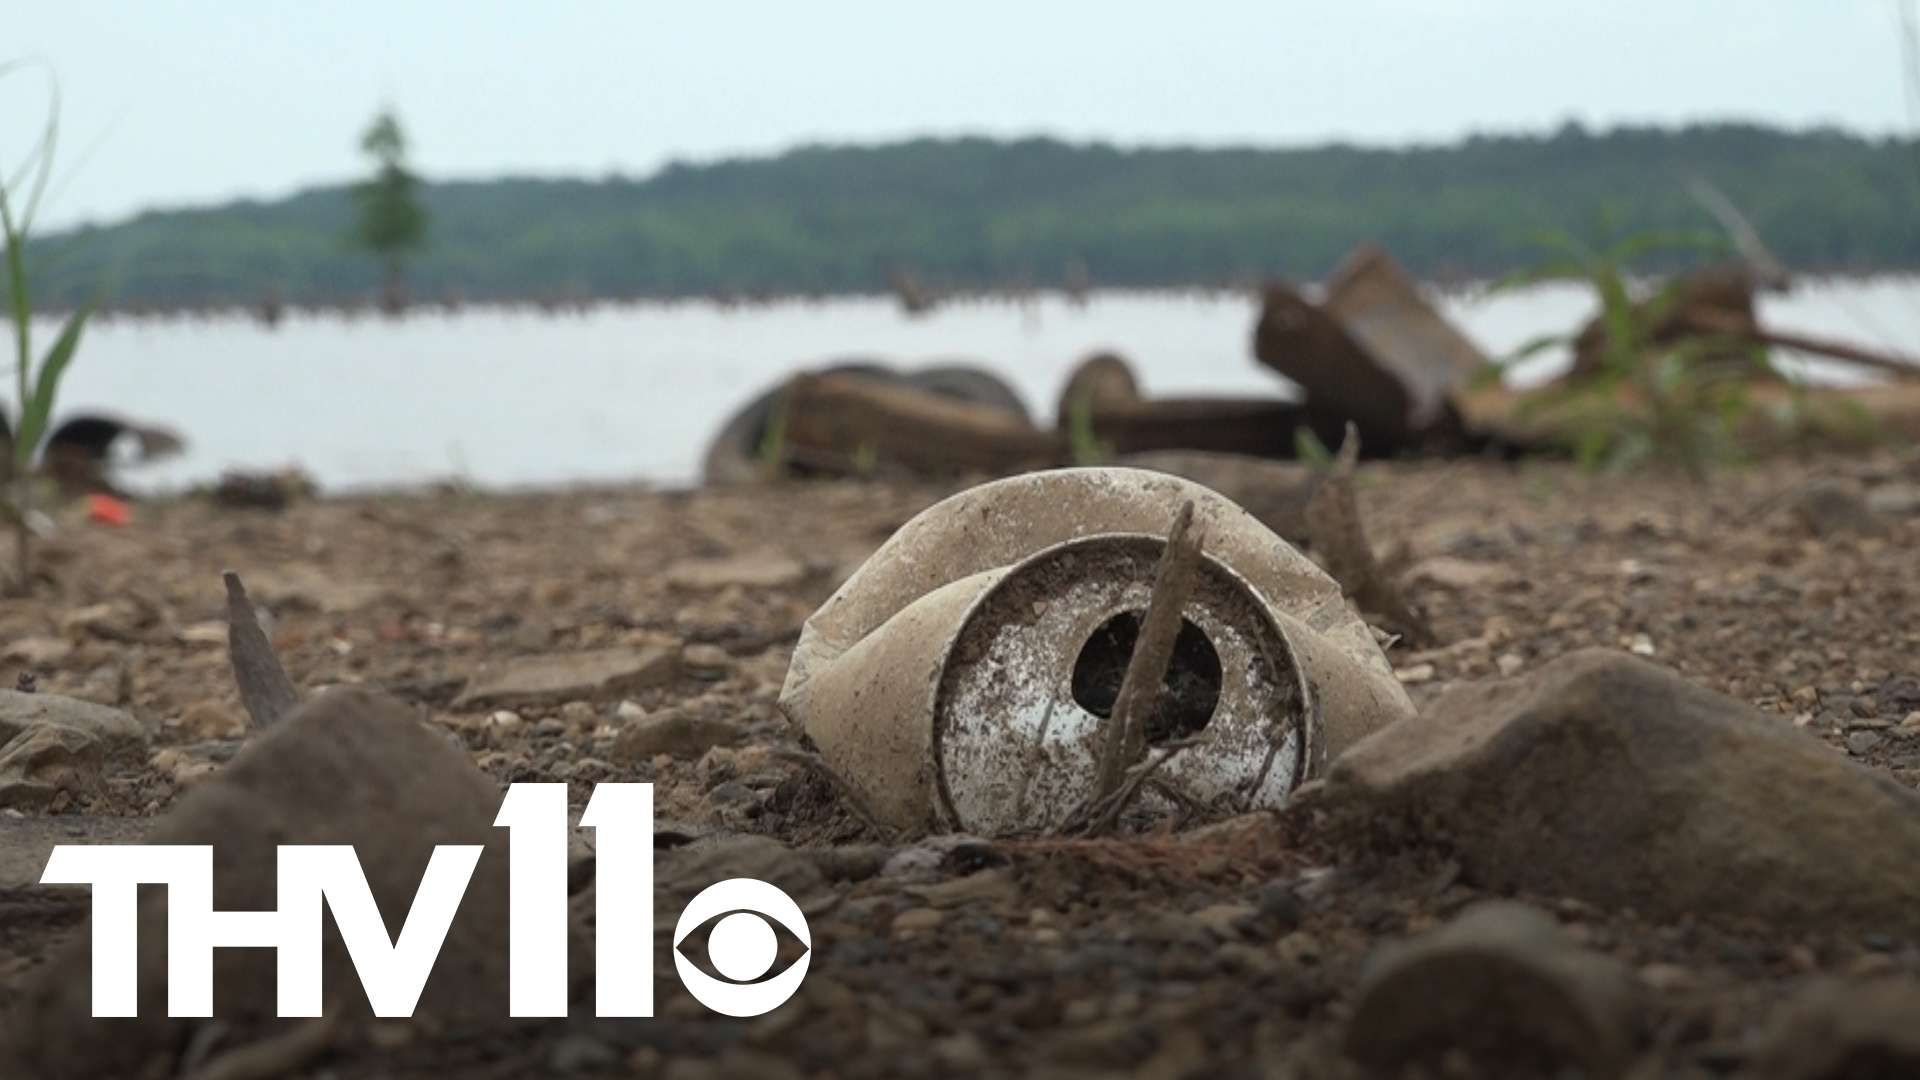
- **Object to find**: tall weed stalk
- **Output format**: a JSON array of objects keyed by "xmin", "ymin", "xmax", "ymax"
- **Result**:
[{"xmin": 2, "ymin": 61, "xmax": 93, "ymax": 595}]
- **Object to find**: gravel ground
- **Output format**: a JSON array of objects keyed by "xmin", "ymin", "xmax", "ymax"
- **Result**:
[{"xmin": 4, "ymin": 449, "xmax": 1920, "ymax": 1078}]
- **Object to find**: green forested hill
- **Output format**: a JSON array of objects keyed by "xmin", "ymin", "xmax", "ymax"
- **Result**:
[{"xmin": 28, "ymin": 123, "xmax": 1920, "ymax": 308}]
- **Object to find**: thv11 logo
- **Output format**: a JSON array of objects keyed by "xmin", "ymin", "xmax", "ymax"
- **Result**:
[{"xmin": 40, "ymin": 783, "xmax": 809, "ymax": 1019}]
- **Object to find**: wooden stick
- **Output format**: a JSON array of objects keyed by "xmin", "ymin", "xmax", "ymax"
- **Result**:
[
  {"xmin": 1305, "ymin": 424, "xmax": 1436, "ymax": 648},
  {"xmin": 1090, "ymin": 500, "xmax": 1206, "ymax": 803},
  {"xmin": 224, "ymin": 571, "xmax": 302, "ymax": 729},
  {"xmin": 1680, "ymin": 309, "xmax": 1920, "ymax": 380}
]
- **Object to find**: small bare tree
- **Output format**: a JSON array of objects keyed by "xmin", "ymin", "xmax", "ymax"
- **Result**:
[{"xmin": 349, "ymin": 109, "xmax": 429, "ymax": 314}]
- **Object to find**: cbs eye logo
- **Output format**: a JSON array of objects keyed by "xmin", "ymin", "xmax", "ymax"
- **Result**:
[{"xmin": 673, "ymin": 878, "xmax": 812, "ymax": 1016}]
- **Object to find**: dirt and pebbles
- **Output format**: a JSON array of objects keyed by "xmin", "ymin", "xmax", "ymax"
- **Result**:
[{"xmin": 4, "ymin": 449, "xmax": 1920, "ymax": 1079}]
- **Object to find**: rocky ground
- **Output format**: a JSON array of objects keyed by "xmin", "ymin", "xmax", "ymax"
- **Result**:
[{"xmin": 3, "ymin": 449, "xmax": 1920, "ymax": 1079}]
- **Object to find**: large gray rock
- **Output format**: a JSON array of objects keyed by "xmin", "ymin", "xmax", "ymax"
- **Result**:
[
  {"xmin": 1327, "ymin": 649, "xmax": 1920, "ymax": 934},
  {"xmin": 7, "ymin": 687, "xmax": 549, "ymax": 1079}
]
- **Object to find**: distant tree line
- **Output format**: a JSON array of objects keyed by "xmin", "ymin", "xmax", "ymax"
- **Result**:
[{"xmin": 25, "ymin": 122, "xmax": 1920, "ymax": 311}]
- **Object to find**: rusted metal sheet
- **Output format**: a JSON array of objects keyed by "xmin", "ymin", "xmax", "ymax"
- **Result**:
[
  {"xmin": 1320, "ymin": 243, "xmax": 1489, "ymax": 428},
  {"xmin": 1255, "ymin": 244, "xmax": 1486, "ymax": 452},
  {"xmin": 779, "ymin": 371, "xmax": 1063, "ymax": 477},
  {"xmin": 1059, "ymin": 352, "xmax": 1352, "ymax": 460}
]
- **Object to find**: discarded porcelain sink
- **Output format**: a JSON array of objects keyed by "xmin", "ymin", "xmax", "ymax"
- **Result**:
[{"xmin": 779, "ymin": 468, "xmax": 1414, "ymax": 836}]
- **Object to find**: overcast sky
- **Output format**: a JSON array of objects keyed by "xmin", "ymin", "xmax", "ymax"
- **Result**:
[{"xmin": 3, "ymin": 0, "xmax": 1911, "ymax": 230}]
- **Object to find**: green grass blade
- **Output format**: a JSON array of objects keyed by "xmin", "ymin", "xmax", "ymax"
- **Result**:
[{"xmin": 18, "ymin": 301, "xmax": 90, "ymax": 453}]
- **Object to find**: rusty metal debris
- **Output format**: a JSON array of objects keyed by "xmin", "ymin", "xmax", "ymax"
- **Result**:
[
  {"xmin": 1256, "ymin": 244, "xmax": 1486, "ymax": 455},
  {"xmin": 702, "ymin": 361, "xmax": 1035, "ymax": 484},
  {"xmin": 779, "ymin": 468, "xmax": 1414, "ymax": 838},
  {"xmin": 706, "ymin": 242, "xmax": 1920, "ymax": 485}
]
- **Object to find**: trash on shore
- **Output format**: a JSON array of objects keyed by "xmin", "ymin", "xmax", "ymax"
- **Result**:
[
  {"xmin": 0, "ymin": 410, "xmax": 185, "ymax": 497},
  {"xmin": 1256, "ymin": 243, "xmax": 1486, "ymax": 455},
  {"xmin": 779, "ymin": 467, "xmax": 1413, "ymax": 837},
  {"xmin": 702, "ymin": 361, "xmax": 1035, "ymax": 484},
  {"xmin": 778, "ymin": 369, "xmax": 1060, "ymax": 478},
  {"xmin": 702, "ymin": 242, "xmax": 1920, "ymax": 488},
  {"xmin": 1058, "ymin": 351, "xmax": 1352, "ymax": 461}
]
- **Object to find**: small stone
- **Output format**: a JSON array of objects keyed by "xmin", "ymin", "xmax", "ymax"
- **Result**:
[
  {"xmin": 4, "ymin": 637, "xmax": 72, "ymax": 668},
  {"xmin": 1629, "ymin": 633, "xmax": 1655, "ymax": 657},
  {"xmin": 547, "ymin": 1033, "xmax": 618, "ymax": 1073},
  {"xmin": 655, "ymin": 835, "xmax": 839, "ymax": 929},
  {"xmin": 665, "ymin": 554, "xmax": 807, "ymax": 592},
  {"xmin": 1878, "ymin": 675, "xmax": 1920, "ymax": 716},
  {"xmin": 609, "ymin": 710, "xmax": 740, "ymax": 762},
  {"xmin": 176, "ymin": 700, "xmax": 245, "ymax": 740},
  {"xmin": 0, "ymin": 725, "xmax": 103, "ymax": 811},
  {"xmin": 58, "ymin": 602, "xmax": 142, "ymax": 642},
  {"xmin": 1637, "ymin": 963, "xmax": 1695, "ymax": 993},
  {"xmin": 1395, "ymin": 663, "xmax": 1436, "ymax": 685},
  {"xmin": 533, "ymin": 580, "xmax": 575, "ymax": 608},
  {"xmin": 1276, "ymin": 931, "xmax": 1321, "ymax": 966},
  {"xmin": 1061, "ymin": 998, "xmax": 1102, "ymax": 1025},
  {"xmin": 1866, "ymin": 483, "xmax": 1920, "ymax": 516},
  {"xmin": 615, "ymin": 700, "xmax": 648, "ymax": 723},
  {"xmin": 175, "ymin": 622, "xmax": 228, "ymax": 647},
  {"xmin": 558, "ymin": 701, "xmax": 596, "ymax": 727},
  {"xmin": 906, "ymin": 867, "xmax": 1021, "ymax": 909},
  {"xmin": 454, "ymin": 645, "xmax": 679, "ymax": 709},
  {"xmin": 0, "ymin": 690, "xmax": 145, "ymax": 765},
  {"xmin": 891, "ymin": 906, "xmax": 946, "ymax": 939},
  {"xmin": 1496, "ymin": 652, "xmax": 1525, "ymax": 677},
  {"xmin": 364, "ymin": 1021, "xmax": 414, "ymax": 1052},
  {"xmin": 1847, "ymin": 731, "xmax": 1884, "ymax": 757},
  {"xmin": 1783, "ymin": 480, "xmax": 1886, "ymax": 538},
  {"xmin": 681, "ymin": 643, "xmax": 734, "ymax": 678},
  {"xmin": 708, "ymin": 781, "xmax": 756, "ymax": 805},
  {"xmin": 1407, "ymin": 557, "xmax": 1511, "ymax": 591},
  {"xmin": 1345, "ymin": 902, "xmax": 1636, "ymax": 1080},
  {"xmin": 930, "ymin": 1031, "xmax": 989, "ymax": 1071},
  {"xmin": 1754, "ymin": 978, "xmax": 1920, "ymax": 1079},
  {"xmin": 1191, "ymin": 903, "xmax": 1257, "ymax": 940},
  {"xmin": 487, "ymin": 710, "xmax": 523, "ymax": 732}
]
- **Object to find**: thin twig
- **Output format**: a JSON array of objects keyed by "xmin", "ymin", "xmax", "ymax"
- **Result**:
[
  {"xmin": 1304, "ymin": 424, "xmax": 1437, "ymax": 648},
  {"xmin": 1090, "ymin": 500, "xmax": 1206, "ymax": 803},
  {"xmin": 1078, "ymin": 736, "xmax": 1202, "ymax": 836}
]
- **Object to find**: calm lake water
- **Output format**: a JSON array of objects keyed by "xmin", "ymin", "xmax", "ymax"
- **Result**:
[{"xmin": 35, "ymin": 277, "xmax": 1920, "ymax": 494}]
